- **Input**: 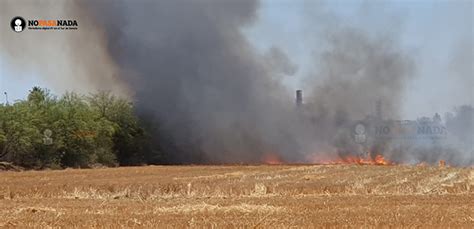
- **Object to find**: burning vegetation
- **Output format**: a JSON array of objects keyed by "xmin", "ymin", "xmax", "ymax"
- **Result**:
[
  {"xmin": 270, "ymin": 154, "xmax": 390, "ymax": 166},
  {"xmin": 308, "ymin": 154, "xmax": 391, "ymax": 166}
]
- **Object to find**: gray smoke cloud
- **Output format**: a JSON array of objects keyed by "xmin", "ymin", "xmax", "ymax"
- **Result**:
[
  {"xmin": 307, "ymin": 28, "xmax": 415, "ymax": 120},
  {"xmin": 298, "ymin": 4, "xmax": 472, "ymax": 166},
  {"xmin": 79, "ymin": 0, "xmax": 303, "ymax": 163},
  {"xmin": 300, "ymin": 27, "xmax": 416, "ymax": 160},
  {"xmin": 264, "ymin": 46, "xmax": 298, "ymax": 77}
]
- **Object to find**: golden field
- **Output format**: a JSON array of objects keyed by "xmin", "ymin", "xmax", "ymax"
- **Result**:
[{"xmin": 0, "ymin": 164, "xmax": 473, "ymax": 228}]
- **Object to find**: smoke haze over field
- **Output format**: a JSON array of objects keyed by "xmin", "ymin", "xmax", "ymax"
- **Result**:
[{"xmin": 0, "ymin": 0, "xmax": 472, "ymax": 165}]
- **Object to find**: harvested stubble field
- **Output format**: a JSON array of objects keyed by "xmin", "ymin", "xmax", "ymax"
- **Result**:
[{"xmin": 0, "ymin": 164, "xmax": 473, "ymax": 228}]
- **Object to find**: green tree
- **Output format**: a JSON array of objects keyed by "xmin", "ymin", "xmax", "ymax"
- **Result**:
[
  {"xmin": 88, "ymin": 91, "xmax": 147, "ymax": 165},
  {"xmin": 54, "ymin": 92, "xmax": 116, "ymax": 167},
  {"xmin": 0, "ymin": 87, "xmax": 153, "ymax": 169},
  {"xmin": 0, "ymin": 87, "xmax": 59, "ymax": 168}
]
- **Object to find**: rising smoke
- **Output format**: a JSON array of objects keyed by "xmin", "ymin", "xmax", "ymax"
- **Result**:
[
  {"xmin": 301, "ymin": 26, "xmax": 416, "ymax": 162},
  {"xmin": 1, "ymin": 0, "xmax": 472, "ymax": 165},
  {"xmin": 79, "ymin": 0, "xmax": 303, "ymax": 163}
]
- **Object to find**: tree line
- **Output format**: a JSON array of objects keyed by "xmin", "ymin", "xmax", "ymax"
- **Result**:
[
  {"xmin": 1, "ymin": 87, "xmax": 472, "ymax": 168},
  {"xmin": 0, "ymin": 87, "xmax": 160, "ymax": 169}
]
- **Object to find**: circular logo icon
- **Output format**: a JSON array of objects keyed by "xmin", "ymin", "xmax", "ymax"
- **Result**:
[
  {"xmin": 44, "ymin": 129, "xmax": 53, "ymax": 137},
  {"xmin": 353, "ymin": 123, "xmax": 367, "ymax": 144},
  {"xmin": 43, "ymin": 129, "xmax": 53, "ymax": 145},
  {"xmin": 11, "ymin": 16, "xmax": 26, "ymax": 33},
  {"xmin": 355, "ymin": 123, "xmax": 366, "ymax": 135}
]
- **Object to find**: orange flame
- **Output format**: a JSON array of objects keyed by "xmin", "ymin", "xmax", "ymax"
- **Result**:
[
  {"xmin": 439, "ymin": 160, "xmax": 446, "ymax": 167},
  {"xmin": 308, "ymin": 153, "xmax": 392, "ymax": 165},
  {"xmin": 262, "ymin": 152, "xmax": 392, "ymax": 165},
  {"xmin": 374, "ymin": 155, "xmax": 390, "ymax": 165},
  {"xmin": 261, "ymin": 153, "xmax": 283, "ymax": 165}
]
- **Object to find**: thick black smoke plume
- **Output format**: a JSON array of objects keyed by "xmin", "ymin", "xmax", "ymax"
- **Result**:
[{"xmin": 80, "ymin": 0, "xmax": 301, "ymax": 163}]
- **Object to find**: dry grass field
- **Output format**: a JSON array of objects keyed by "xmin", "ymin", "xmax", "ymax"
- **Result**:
[{"xmin": 0, "ymin": 164, "xmax": 473, "ymax": 228}]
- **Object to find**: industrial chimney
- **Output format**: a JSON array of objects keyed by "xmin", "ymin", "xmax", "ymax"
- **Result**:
[{"xmin": 296, "ymin": 90, "xmax": 303, "ymax": 107}]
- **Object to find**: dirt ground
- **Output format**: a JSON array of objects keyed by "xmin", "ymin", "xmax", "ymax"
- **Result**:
[{"xmin": 0, "ymin": 164, "xmax": 472, "ymax": 228}]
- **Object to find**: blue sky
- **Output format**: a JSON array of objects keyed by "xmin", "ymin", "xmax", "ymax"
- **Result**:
[
  {"xmin": 1, "ymin": 0, "xmax": 473, "ymax": 118},
  {"xmin": 0, "ymin": 60, "xmax": 48, "ymax": 104}
]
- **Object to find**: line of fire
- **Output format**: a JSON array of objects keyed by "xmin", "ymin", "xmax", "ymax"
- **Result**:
[{"xmin": 262, "ymin": 90, "xmax": 458, "ymax": 166}]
